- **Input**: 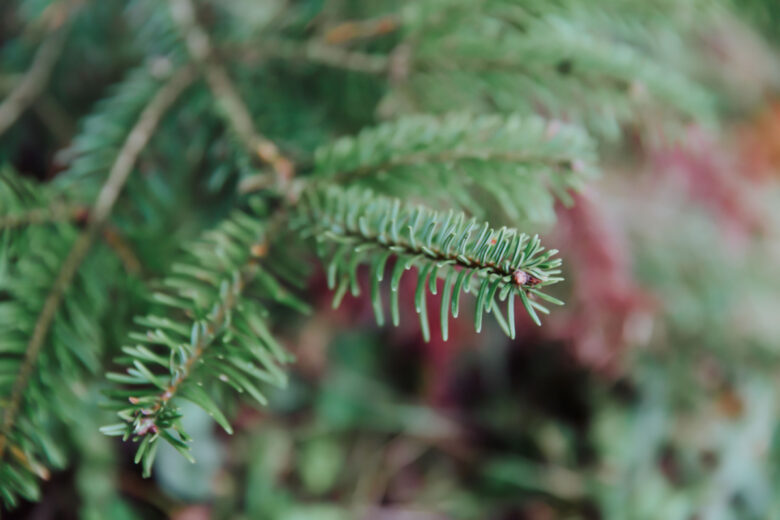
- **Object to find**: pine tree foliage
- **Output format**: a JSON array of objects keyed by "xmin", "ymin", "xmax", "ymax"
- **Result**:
[
  {"xmin": 0, "ymin": 172, "xmax": 119, "ymax": 507},
  {"xmin": 0, "ymin": 21, "xmax": 194, "ymax": 503},
  {"xmin": 0, "ymin": 0, "xmax": 766, "ymax": 510},
  {"xmin": 101, "ymin": 207, "xmax": 307, "ymax": 476},
  {"xmin": 312, "ymin": 113, "xmax": 598, "ymax": 224},
  {"xmin": 57, "ymin": 63, "xmax": 187, "ymax": 195},
  {"xmin": 387, "ymin": 0, "xmax": 717, "ymax": 136},
  {"xmin": 0, "ymin": 167, "xmax": 80, "ymax": 232},
  {"xmin": 295, "ymin": 187, "xmax": 563, "ymax": 339}
]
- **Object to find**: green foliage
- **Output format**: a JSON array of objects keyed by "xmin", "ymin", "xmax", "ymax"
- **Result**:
[
  {"xmin": 295, "ymin": 187, "xmax": 563, "ymax": 339},
  {"xmin": 101, "ymin": 208, "xmax": 306, "ymax": 475},
  {"xmin": 58, "ymin": 63, "xmax": 185, "ymax": 197},
  {"xmin": 389, "ymin": 0, "xmax": 718, "ymax": 136},
  {"xmin": 0, "ymin": 173, "xmax": 118, "ymax": 507},
  {"xmin": 313, "ymin": 113, "xmax": 598, "ymax": 224},
  {"xmin": 0, "ymin": 167, "xmax": 76, "ymax": 232},
  {"xmin": 0, "ymin": 0, "xmax": 774, "ymax": 515}
]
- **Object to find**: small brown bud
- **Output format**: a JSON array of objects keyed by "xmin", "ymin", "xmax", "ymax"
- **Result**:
[
  {"xmin": 251, "ymin": 242, "xmax": 268, "ymax": 258},
  {"xmin": 513, "ymin": 269, "xmax": 542, "ymax": 287}
]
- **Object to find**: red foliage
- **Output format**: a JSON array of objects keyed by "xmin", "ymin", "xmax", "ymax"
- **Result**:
[
  {"xmin": 550, "ymin": 192, "xmax": 656, "ymax": 372},
  {"xmin": 649, "ymin": 126, "xmax": 765, "ymax": 238}
]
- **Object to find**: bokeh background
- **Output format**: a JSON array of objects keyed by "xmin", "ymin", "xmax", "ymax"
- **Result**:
[{"xmin": 3, "ymin": 0, "xmax": 780, "ymax": 518}]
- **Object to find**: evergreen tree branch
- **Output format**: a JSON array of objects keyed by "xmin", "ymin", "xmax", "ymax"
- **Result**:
[
  {"xmin": 0, "ymin": 65, "xmax": 196, "ymax": 464},
  {"xmin": 0, "ymin": 169, "xmax": 87, "ymax": 230},
  {"xmin": 0, "ymin": 5, "xmax": 73, "ymax": 138},
  {"xmin": 0, "ymin": 177, "xmax": 142, "ymax": 275},
  {"xmin": 295, "ymin": 187, "xmax": 564, "ymax": 338},
  {"xmin": 102, "ymin": 210, "xmax": 306, "ymax": 474},
  {"xmin": 390, "ymin": 0, "xmax": 716, "ymax": 133},
  {"xmin": 168, "ymin": 0, "xmax": 295, "ymax": 191},
  {"xmin": 313, "ymin": 113, "xmax": 597, "ymax": 224},
  {"xmin": 0, "ymin": 169, "xmax": 122, "ymax": 506}
]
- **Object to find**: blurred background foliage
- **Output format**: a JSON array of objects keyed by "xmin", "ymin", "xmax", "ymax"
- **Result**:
[{"xmin": 2, "ymin": 0, "xmax": 780, "ymax": 518}]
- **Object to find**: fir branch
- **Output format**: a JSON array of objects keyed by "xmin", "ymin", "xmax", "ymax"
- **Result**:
[
  {"xmin": 0, "ymin": 174, "xmax": 141, "ymax": 275},
  {"xmin": 0, "ymin": 65, "xmax": 195, "ymax": 467},
  {"xmin": 313, "ymin": 113, "xmax": 597, "ymax": 224},
  {"xmin": 59, "ymin": 64, "xmax": 181, "ymax": 191},
  {"xmin": 0, "ymin": 5, "xmax": 72, "ymax": 138},
  {"xmin": 102, "ymin": 210, "xmax": 306, "ymax": 474},
  {"xmin": 168, "ymin": 0, "xmax": 295, "ymax": 190},
  {"xmin": 0, "ymin": 169, "xmax": 86, "ymax": 231},
  {"xmin": 392, "ymin": 0, "xmax": 716, "ymax": 133},
  {"xmin": 295, "ymin": 187, "xmax": 564, "ymax": 339},
  {"xmin": 0, "ymin": 172, "xmax": 122, "ymax": 507}
]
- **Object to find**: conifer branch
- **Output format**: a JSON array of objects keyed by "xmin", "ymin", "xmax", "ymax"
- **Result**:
[
  {"xmin": 0, "ymin": 0, "xmax": 765, "ymax": 512},
  {"xmin": 295, "ymin": 187, "xmax": 564, "ymax": 338},
  {"xmin": 168, "ymin": 0, "xmax": 295, "ymax": 190},
  {"xmin": 0, "ymin": 18, "xmax": 70, "ymax": 138},
  {"xmin": 0, "ymin": 65, "xmax": 195, "ymax": 464},
  {"xmin": 0, "ymin": 183, "xmax": 142, "ymax": 275},
  {"xmin": 132, "ymin": 254, "xmax": 264, "ymax": 430},
  {"xmin": 151, "ymin": 263, "xmax": 255, "ymax": 409},
  {"xmin": 313, "ymin": 113, "xmax": 597, "ymax": 223},
  {"xmin": 102, "ymin": 211, "xmax": 306, "ymax": 474},
  {"xmin": 392, "ymin": 3, "xmax": 716, "ymax": 130}
]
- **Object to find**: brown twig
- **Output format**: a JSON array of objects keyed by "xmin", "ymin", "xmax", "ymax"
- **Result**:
[
  {"xmin": 323, "ymin": 16, "xmax": 399, "ymax": 45},
  {"xmin": 249, "ymin": 38, "xmax": 390, "ymax": 75},
  {"xmin": 101, "ymin": 226, "xmax": 143, "ymax": 275},
  {"xmin": 168, "ymin": 0, "xmax": 294, "ymax": 191},
  {"xmin": 0, "ymin": 79, "xmax": 75, "ymax": 144},
  {"xmin": 1, "ymin": 205, "xmax": 143, "ymax": 274},
  {"xmin": 32, "ymin": 94, "xmax": 76, "ymax": 143},
  {"xmin": 0, "ymin": 203, "xmax": 87, "ymax": 230},
  {"xmin": 0, "ymin": 65, "xmax": 196, "ymax": 462},
  {"xmin": 0, "ymin": 15, "xmax": 71, "ymax": 138}
]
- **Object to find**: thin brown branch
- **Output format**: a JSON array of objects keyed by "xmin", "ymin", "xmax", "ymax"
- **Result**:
[
  {"xmin": 32, "ymin": 94, "xmax": 76, "ymax": 143},
  {"xmin": 0, "ymin": 17, "xmax": 71, "ymax": 138},
  {"xmin": 0, "ymin": 77, "xmax": 75, "ymax": 143},
  {"xmin": 1, "ymin": 205, "xmax": 143, "ymax": 274},
  {"xmin": 168, "ymin": 0, "xmax": 294, "ymax": 191},
  {"xmin": 101, "ymin": 227, "xmax": 143, "ymax": 276},
  {"xmin": 0, "ymin": 65, "xmax": 196, "ymax": 461},
  {"xmin": 250, "ymin": 38, "xmax": 390, "ymax": 75},
  {"xmin": 0, "ymin": 203, "xmax": 87, "ymax": 230},
  {"xmin": 323, "ymin": 16, "xmax": 399, "ymax": 45}
]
